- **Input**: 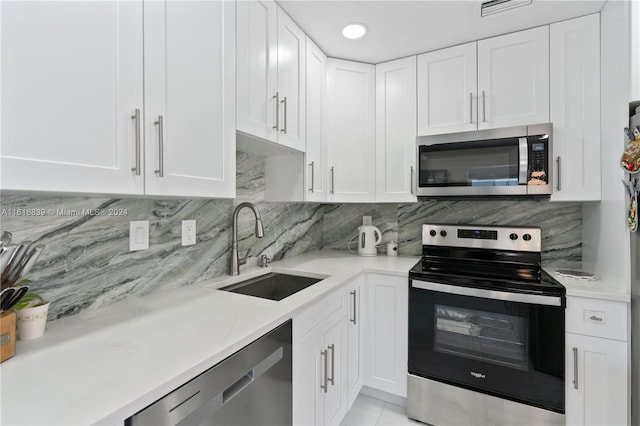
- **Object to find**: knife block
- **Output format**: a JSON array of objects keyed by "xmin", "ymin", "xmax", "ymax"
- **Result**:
[{"xmin": 0, "ymin": 310, "xmax": 17, "ymax": 362}]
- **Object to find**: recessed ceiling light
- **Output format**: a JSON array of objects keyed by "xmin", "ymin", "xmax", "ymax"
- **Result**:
[{"xmin": 342, "ymin": 23, "xmax": 368, "ymax": 39}]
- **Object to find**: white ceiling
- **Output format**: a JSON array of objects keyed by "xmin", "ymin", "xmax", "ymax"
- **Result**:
[{"xmin": 277, "ymin": 0, "xmax": 607, "ymax": 64}]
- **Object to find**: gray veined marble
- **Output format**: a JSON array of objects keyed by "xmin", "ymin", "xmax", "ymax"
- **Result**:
[
  {"xmin": 1, "ymin": 151, "xmax": 583, "ymax": 322},
  {"xmin": 0, "ymin": 152, "xmax": 323, "ymax": 321}
]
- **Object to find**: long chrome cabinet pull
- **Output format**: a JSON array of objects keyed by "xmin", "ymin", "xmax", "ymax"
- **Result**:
[
  {"xmin": 350, "ymin": 290, "xmax": 357, "ymax": 325},
  {"xmin": 469, "ymin": 92, "xmax": 473, "ymax": 124},
  {"xmin": 330, "ymin": 167, "xmax": 335, "ymax": 194},
  {"xmin": 131, "ymin": 109, "xmax": 141, "ymax": 175},
  {"xmin": 328, "ymin": 344, "xmax": 335, "ymax": 385},
  {"xmin": 320, "ymin": 349, "xmax": 328, "ymax": 393},
  {"xmin": 272, "ymin": 92, "xmax": 280, "ymax": 130},
  {"xmin": 573, "ymin": 347, "xmax": 578, "ymax": 390},
  {"xmin": 557, "ymin": 157, "xmax": 561, "ymax": 191},
  {"xmin": 482, "ymin": 90, "xmax": 486, "ymax": 123},
  {"xmin": 308, "ymin": 161, "xmax": 315, "ymax": 192},
  {"xmin": 280, "ymin": 97, "xmax": 287, "ymax": 134},
  {"xmin": 410, "ymin": 166, "xmax": 415, "ymax": 195},
  {"xmin": 154, "ymin": 115, "xmax": 164, "ymax": 177}
]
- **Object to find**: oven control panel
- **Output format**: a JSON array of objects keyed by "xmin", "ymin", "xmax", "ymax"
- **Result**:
[{"xmin": 422, "ymin": 224, "xmax": 541, "ymax": 252}]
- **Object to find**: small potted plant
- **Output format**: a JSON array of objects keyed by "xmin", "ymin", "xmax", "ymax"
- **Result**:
[{"xmin": 13, "ymin": 281, "xmax": 49, "ymax": 340}]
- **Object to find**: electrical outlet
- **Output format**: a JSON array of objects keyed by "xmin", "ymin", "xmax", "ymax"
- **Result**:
[
  {"xmin": 182, "ymin": 220, "xmax": 196, "ymax": 246},
  {"xmin": 129, "ymin": 221, "xmax": 149, "ymax": 251}
]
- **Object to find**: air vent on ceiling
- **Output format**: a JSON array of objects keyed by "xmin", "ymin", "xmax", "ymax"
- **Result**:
[{"xmin": 481, "ymin": 0, "xmax": 533, "ymax": 17}]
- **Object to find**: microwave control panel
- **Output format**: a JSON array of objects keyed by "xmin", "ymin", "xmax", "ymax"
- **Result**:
[{"xmin": 527, "ymin": 137, "xmax": 548, "ymax": 185}]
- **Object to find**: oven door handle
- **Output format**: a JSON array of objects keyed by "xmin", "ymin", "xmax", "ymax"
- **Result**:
[{"xmin": 411, "ymin": 279, "xmax": 563, "ymax": 307}]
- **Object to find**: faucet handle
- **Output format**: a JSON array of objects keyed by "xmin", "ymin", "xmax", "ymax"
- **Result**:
[
  {"xmin": 239, "ymin": 248, "xmax": 252, "ymax": 266},
  {"xmin": 259, "ymin": 254, "xmax": 271, "ymax": 268}
]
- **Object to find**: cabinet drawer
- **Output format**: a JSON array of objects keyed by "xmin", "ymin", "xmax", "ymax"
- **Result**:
[
  {"xmin": 566, "ymin": 297, "xmax": 628, "ymax": 341},
  {"xmin": 294, "ymin": 290, "xmax": 347, "ymax": 342}
]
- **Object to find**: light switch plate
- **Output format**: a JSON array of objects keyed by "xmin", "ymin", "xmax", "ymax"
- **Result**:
[
  {"xmin": 182, "ymin": 220, "xmax": 196, "ymax": 246},
  {"xmin": 129, "ymin": 220, "xmax": 149, "ymax": 251}
]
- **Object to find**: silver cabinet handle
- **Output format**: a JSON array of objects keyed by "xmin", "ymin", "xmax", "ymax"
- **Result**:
[
  {"xmin": 131, "ymin": 109, "xmax": 141, "ymax": 175},
  {"xmin": 469, "ymin": 92, "xmax": 473, "ymax": 124},
  {"xmin": 410, "ymin": 166, "xmax": 415, "ymax": 195},
  {"xmin": 280, "ymin": 96, "xmax": 287, "ymax": 134},
  {"xmin": 330, "ymin": 167, "xmax": 335, "ymax": 194},
  {"xmin": 272, "ymin": 92, "xmax": 280, "ymax": 130},
  {"xmin": 154, "ymin": 115, "xmax": 164, "ymax": 177},
  {"xmin": 308, "ymin": 161, "xmax": 314, "ymax": 192},
  {"xmin": 589, "ymin": 315, "xmax": 603, "ymax": 322},
  {"xmin": 320, "ymin": 349, "xmax": 328, "ymax": 393},
  {"xmin": 557, "ymin": 156, "xmax": 561, "ymax": 191},
  {"xmin": 350, "ymin": 290, "xmax": 357, "ymax": 325},
  {"xmin": 328, "ymin": 344, "xmax": 335, "ymax": 386},
  {"xmin": 573, "ymin": 347, "xmax": 578, "ymax": 390},
  {"xmin": 482, "ymin": 90, "xmax": 486, "ymax": 123}
]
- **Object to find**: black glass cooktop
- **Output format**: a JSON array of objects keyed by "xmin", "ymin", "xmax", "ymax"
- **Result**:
[{"xmin": 409, "ymin": 260, "xmax": 566, "ymax": 297}]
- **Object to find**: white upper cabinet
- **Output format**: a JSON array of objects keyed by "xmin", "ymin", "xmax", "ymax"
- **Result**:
[
  {"xmin": 276, "ymin": 8, "xmax": 306, "ymax": 151},
  {"xmin": 376, "ymin": 56, "xmax": 417, "ymax": 202},
  {"xmin": 417, "ymin": 42, "xmax": 477, "ymax": 136},
  {"xmin": 550, "ymin": 14, "xmax": 601, "ymax": 201},
  {"xmin": 144, "ymin": 0, "xmax": 235, "ymax": 198},
  {"xmin": 236, "ymin": 0, "xmax": 278, "ymax": 143},
  {"xmin": 477, "ymin": 26, "xmax": 550, "ymax": 129},
  {"xmin": 1, "ymin": 1, "xmax": 144, "ymax": 194},
  {"xmin": 327, "ymin": 59, "xmax": 376, "ymax": 203},
  {"xmin": 305, "ymin": 37, "xmax": 328, "ymax": 202},
  {"xmin": 236, "ymin": 0, "xmax": 305, "ymax": 152},
  {"xmin": 1, "ymin": 0, "xmax": 235, "ymax": 198}
]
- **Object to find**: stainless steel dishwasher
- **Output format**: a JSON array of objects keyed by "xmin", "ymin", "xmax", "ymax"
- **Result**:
[{"xmin": 126, "ymin": 320, "xmax": 292, "ymax": 426}]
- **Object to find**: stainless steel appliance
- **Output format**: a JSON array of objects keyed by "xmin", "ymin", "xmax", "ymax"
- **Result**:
[
  {"xmin": 126, "ymin": 320, "xmax": 292, "ymax": 426},
  {"xmin": 416, "ymin": 123, "xmax": 552, "ymax": 197},
  {"xmin": 408, "ymin": 224, "xmax": 565, "ymax": 426}
]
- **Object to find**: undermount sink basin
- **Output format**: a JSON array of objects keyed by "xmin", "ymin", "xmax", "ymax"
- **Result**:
[{"xmin": 220, "ymin": 272, "xmax": 324, "ymax": 301}]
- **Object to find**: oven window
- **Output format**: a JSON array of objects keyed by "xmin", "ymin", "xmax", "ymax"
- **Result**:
[
  {"xmin": 419, "ymin": 138, "xmax": 520, "ymax": 187},
  {"xmin": 434, "ymin": 304, "xmax": 528, "ymax": 370}
]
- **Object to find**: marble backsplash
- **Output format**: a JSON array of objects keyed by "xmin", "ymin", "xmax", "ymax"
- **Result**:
[
  {"xmin": 1, "ymin": 151, "xmax": 582, "ymax": 322},
  {"xmin": 323, "ymin": 200, "xmax": 582, "ymax": 268},
  {"xmin": 0, "ymin": 152, "xmax": 323, "ymax": 320}
]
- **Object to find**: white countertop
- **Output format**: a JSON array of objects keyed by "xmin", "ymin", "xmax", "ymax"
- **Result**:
[
  {"xmin": 0, "ymin": 250, "xmax": 629, "ymax": 425},
  {"xmin": 544, "ymin": 267, "xmax": 631, "ymax": 303},
  {"xmin": 0, "ymin": 250, "xmax": 418, "ymax": 426}
]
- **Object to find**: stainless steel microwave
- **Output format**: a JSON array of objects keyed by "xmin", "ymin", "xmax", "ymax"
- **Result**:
[{"xmin": 416, "ymin": 123, "xmax": 553, "ymax": 197}]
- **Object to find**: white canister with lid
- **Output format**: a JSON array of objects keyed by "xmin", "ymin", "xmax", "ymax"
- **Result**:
[{"xmin": 387, "ymin": 241, "xmax": 398, "ymax": 256}]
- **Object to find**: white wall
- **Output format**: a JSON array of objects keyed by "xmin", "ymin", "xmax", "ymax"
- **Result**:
[{"xmin": 582, "ymin": 0, "xmax": 630, "ymax": 286}]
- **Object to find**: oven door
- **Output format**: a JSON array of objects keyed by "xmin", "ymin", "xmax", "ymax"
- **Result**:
[{"xmin": 408, "ymin": 279, "xmax": 565, "ymax": 413}]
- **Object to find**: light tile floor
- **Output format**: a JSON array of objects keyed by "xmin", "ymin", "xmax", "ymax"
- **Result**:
[{"xmin": 341, "ymin": 394, "xmax": 422, "ymax": 426}]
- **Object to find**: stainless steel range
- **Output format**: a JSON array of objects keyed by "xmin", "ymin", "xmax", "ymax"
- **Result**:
[{"xmin": 408, "ymin": 224, "xmax": 566, "ymax": 426}]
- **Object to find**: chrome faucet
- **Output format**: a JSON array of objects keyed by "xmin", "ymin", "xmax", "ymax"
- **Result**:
[{"xmin": 230, "ymin": 202, "xmax": 265, "ymax": 275}]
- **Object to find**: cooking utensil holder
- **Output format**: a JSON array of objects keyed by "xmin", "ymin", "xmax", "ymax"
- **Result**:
[{"xmin": 0, "ymin": 310, "xmax": 16, "ymax": 362}]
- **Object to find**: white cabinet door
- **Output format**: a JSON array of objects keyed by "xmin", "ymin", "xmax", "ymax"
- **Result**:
[
  {"xmin": 327, "ymin": 59, "xmax": 376, "ymax": 203},
  {"xmin": 566, "ymin": 333, "xmax": 628, "ymax": 426},
  {"xmin": 1, "ymin": 1, "xmax": 144, "ymax": 194},
  {"xmin": 144, "ymin": 0, "xmax": 235, "ymax": 198},
  {"xmin": 323, "ymin": 317, "xmax": 349, "ymax": 426},
  {"xmin": 346, "ymin": 276, "xmax": 364, "ymax": 408},
  {"xmin": 364, "ymin": 274, "xmax": 408, "ymax": 398},
  {"xmin": 236, "ymin": 0, "xmax": 278, "ymax": 143},
  {"xmin": 376, "ymin": 56, "xmax": 417, "ymax": 203},
  {"xmin": 276, "ymin": 8, "xmax": 305, "ymax": 151},
  {"xmin": 417, "ymin": 42, "xmax": 477, "ymax": 136},
  {"xmin": 305, "ymin": 37, "xmax": 328, "ymax": 202},
  {"xmin": 550, "ymin": 14, "xmax": 601, "ymax": 202},
  {"xmin": 478, "ymin": 26, "xmax": 549, "ymax": 130}
]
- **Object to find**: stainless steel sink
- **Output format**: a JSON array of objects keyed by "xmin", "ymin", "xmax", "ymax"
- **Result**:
[{"xmin": 220, "ymin": 272, "xmax": 323, "ymax": 301}]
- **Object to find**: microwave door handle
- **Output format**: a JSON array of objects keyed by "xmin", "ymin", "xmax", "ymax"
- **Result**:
[{"xmin": 518, "ymin": 137, "xmax": 529, "ymax": 185}]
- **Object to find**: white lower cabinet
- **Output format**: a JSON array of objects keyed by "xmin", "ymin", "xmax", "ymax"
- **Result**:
[
  {"xmin": 363, "ymin": 273, "xmax": 408, "ymax": 398},
  {"xmin": 346, "ymin": 276, "xmax": 364, "ymax": 407},
  {"xmin": 294, "ymin": 289, "xmax": 349, "ymax": 425},
  {"xmin": 565, "ymin": 296, "xmax": 629, "ymax": 426}
]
